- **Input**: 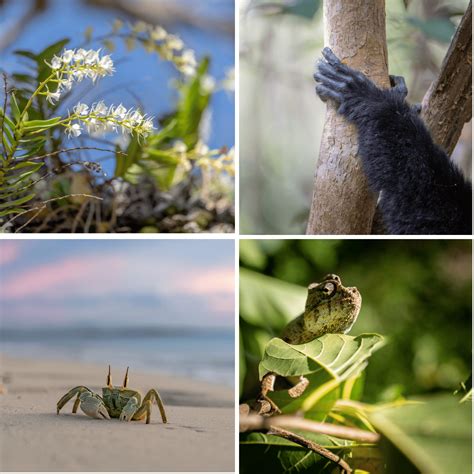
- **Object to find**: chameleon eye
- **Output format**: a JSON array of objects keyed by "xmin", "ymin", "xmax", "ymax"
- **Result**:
[{"xmin": 321, "ymin": 282, "xmax": 336, "ymax": 297}]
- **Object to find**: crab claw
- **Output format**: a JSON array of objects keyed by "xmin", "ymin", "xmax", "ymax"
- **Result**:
[
  {"xmin": 79, "ymin": 393, "xmax": 110, "ymax": 420},
  {"xmin": 120, "ymin": 396, "xmax": 139, "ymax": 422}
]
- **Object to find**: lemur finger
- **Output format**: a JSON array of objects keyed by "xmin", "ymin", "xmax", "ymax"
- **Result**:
[
  {"xmin": 313, "ymin": 73, "xmax": 347, "ymax": 92},
  {"xmin": 412, "ymin": 103, "xmax": 422, "ymax": 115},
  {"xmin": 389, "ymin": 75, "xmax": 408, "ymax": 96},
  {"xmin": 321, "ymin": 48, "xmax": 369, "ymax": 85},
  {"xmin": 315, "ymin": 84, "xmax": 342, "ymax": 103},
  {"xmin": 317, "ymin": 61, "xmax": 353, "ymax": 83}
]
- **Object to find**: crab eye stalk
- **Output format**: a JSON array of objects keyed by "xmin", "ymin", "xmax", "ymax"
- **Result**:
[
  {"xmin": 107, "ymin": 365, "xmax": 112, "ymax": 387},
  {"xmin": 123, "ymin": 367, "xmax": 129, "ymax": 388}
]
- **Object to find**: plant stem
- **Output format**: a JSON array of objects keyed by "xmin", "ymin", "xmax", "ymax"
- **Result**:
[{"xmin": 268, "ymin": 426, "xmax": 353, "ymax": 474}]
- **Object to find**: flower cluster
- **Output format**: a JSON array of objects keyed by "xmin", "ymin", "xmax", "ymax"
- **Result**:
[
  {"xmin": 170, "ymin": 140, "xmax": 235, "ymax": 177},
  {"xmin": 111, "ymin": 20, "xmax": 198, "ymax": 76},
  {"xmin": 44, "ymin": 48, "xmax": 115, "ymax": 104},
  {"xmin": 64, "ymin": 101, "xmax": 155, "ymax": 139}
]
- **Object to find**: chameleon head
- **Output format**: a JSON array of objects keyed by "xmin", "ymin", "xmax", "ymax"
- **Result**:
[{"xmin": 305, "ymin": 274, "xmax": 362, "ymax": 335}]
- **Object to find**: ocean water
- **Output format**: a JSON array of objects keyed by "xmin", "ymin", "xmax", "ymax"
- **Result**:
[{"xmin": 1, "ymin": 327, "xmax": 234, "ymax": 388}]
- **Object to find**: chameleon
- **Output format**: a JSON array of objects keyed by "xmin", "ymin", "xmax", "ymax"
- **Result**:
[{"xmin": 258, "ymin": 274, "xmax": 362, "ymax": 414}]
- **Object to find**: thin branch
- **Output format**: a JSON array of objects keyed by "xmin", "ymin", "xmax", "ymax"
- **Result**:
[
  {"xmin": 17, "ymin": 146, "xmax": 127, "ymax": 162},
  {"xmin": 268, "ymin": 426, "xmax": 353, "ymax": 474},
  {"xmin": 240, "ymin": 413, "xmax": 380, "ymax": 444},
  {"xmin": 2, "ymin": 194, "xmax": 102, "ymax": 232}
]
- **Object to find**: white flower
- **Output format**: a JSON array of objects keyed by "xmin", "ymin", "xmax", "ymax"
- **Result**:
[
  {"xmin": 201, "ymin": 75, "xmax": 216, "ymax": 93},
  {"xmin": 182, "ymin": 49, "xmax": 197, "ymax": 67},
  {"xmin": 133, "ymin": 21, "xmax": 148, "ymax": 33},
  {"xmin": 151, "ymin": 25, "xmax": 167, "ymax": 41},
  {"xmin": 46, "ymin": 89, "xmax": 61, "ymax": 104},
  {"xmin": 112, "ymin": 104, "xmax": 127, "ymax": 120},
  {"xmin": 195, "ymin": 140, "xmax": 209, "ymax": 156},
  {"xmin": 99, "ymin": 55, "xmax": 114, "ymax": 74},
  {"xmin": 50, "ymin": 56, "xmax": 62, "ymax": 70},
  {"xmin": 128, "ymin": 110, "xmax": 143, "ymax": 126},
  {"xmin": 66, "ymin": 123, "xmax": 82, "ymax": 138},
  {"xmin": 93, "ymin": 101, "xmax": 108, "ymax": 116},
  {"xmin": 173, "ymin": 140, "xmax": 187, "ymax": 153},
  {"xmin": 166, "ymin": 35, "xmax": 184, "ymax": 50},
  {"xmin": 60, "ymin": 77, "xmax": 74, "ymax": 91},
  {"xmin": 62, "ymin": 49, "xmax": 75, "ymax": 64},
  {"xmin": 141, "ymin": 117, "xmax": 154, "ymax": 135},
  {"xmin": 85, "ymin": 49, "xmax": 99, "ymax": 65},
  {"xmin": 73, "ymin": 69, "xmax": 85, "ymax": 81},
  {"xmin": 105, "ymin": 119, "xmax": 118, "ymax": 133},
  {"xmin": 73, "ymin": 103, "xmax": 89, "ymax": 116},
  {"xmin": 180, "ymin": 64, "xmax": 196, "ymax": 76},
  {"xmin": 74, "ymin": 49, "xmax": 87, "ymax": 62}
]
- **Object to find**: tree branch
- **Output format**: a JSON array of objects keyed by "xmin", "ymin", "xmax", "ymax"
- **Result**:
[
  {"xmin": 240, "ymin": 413, "xmax": 380, "ymax": 444},
  {"xmin": 421, "ymin": 0, "xmax": 472, "ymax": 155},
  {"xmin": 268, "ymin": 426, "xmax": 353, "ymax": 474}
]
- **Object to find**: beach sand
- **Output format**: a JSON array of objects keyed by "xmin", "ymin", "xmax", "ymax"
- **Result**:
[{"xmin": 0, "ymin": 355, "xmax": 235, "ymax": 472}]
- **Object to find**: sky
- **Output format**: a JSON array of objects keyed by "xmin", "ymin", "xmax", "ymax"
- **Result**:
[{"xmin": 0, "ymin": 239, "xmax": 235, "ymax": 329}]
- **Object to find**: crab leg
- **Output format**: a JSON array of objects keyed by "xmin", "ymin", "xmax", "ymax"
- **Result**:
[
  {"xmin": 131, "ymin": 389, "xmax": 168, "ymax": 424},
  {"xmin": 57, "ymin": 386, "xmax": 110, "ymax": 420},
  {"xmin": 57, "ymin": 386, "xmax": 92, "ymax": 414}
]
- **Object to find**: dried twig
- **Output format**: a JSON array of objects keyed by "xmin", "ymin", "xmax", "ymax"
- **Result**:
[
  {"xmin": 240, "ymin": 413, "xmax": 380, "ymax": 444},
  {"xmin": 268, "ymin": 426, "xmax": 353, "ymax": 474}
]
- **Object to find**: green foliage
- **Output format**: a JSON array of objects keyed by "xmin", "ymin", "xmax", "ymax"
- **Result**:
[
  {"xmin": 240, "ymin": 240, "xmax": 472, "ymax": 473},
  {"xmin": 406, "ymin": 16, "xmax": 456, "ymax": 43},
  {"xmin": 370, "ymin": 395, "xmax": 472, "ymax": 474},
  {"xmin": 260, "ymin": 334, "xmax": 384, "ymax": 419}
]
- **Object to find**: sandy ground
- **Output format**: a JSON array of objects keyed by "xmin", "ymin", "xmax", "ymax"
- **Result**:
[{"xmin": 0, "ymin": 355, "xmax": 235, "ymax": 472}]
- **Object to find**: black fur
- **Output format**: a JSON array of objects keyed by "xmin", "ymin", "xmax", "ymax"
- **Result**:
[{"xmin": 314, "ymin": 47, "xmax": 472, "ymax": 235}]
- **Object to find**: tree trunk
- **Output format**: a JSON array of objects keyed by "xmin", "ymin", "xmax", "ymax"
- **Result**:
[
  {"xmin": 421, "ymin": 0, "xmax": 472, "ymax": 155},
  {"xmin": 306, "ymin": 0, "xmax": 389, "ymax": 235}
]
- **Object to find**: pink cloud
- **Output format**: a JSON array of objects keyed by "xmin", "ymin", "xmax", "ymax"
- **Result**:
[
  {"xmin": 0, "ymin": 241, "xmax": 22, "ymax": 266},
  {"xmin": 183, "ymin": 267, "xmax": 235, "ymax": 295},
  {"xmin": 2, "ymin": 254, "xmax": 124, "ymax": 299}
]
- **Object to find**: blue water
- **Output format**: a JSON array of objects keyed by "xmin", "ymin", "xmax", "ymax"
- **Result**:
[
  {"xmin": 1, "ymin": 327, "xmax": 235, "ymax": 387},
  {"xmin": 0, "ymin": 0, "xmax": 235, "ymax": 175}
]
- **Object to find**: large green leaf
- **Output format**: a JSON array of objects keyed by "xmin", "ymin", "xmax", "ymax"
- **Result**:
[
  {"xmin": 259, "ymin": 334, "xmax": 385, "ymax": 379},
  {"xmin": 240, "ymin": 268, "xmax": 307, "ymax": 330},
  {"xmin": 174, "ymin": 58, "xmax": 212, "ymax": 148},
  {"xmin": 369, "ymin": 395, "xmax": 472, "ymax": 474},
  {"xmin": 36, "ymin": 38, "xmax": 70, "ymax": 82},
  {"xmin": 259, "ymin": 334, "xmax": 385, "ymax": 418}
]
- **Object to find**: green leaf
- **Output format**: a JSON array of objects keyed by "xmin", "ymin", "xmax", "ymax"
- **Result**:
[
  {"xmin": 37, "ymin": 38, "xmax": 70, "ymax": 82},
  {"xmin": 0, "ymin": 193, "xmax": 35, "ymax": 210},
  {"xmin": 0, "ymin": 207, "xmax": 24, "ymax": 218},
  {"xmin": 259, "ymin": 334, "xmax": 385, "ymax": 417},
  {"xmin": 23, "ymin": 116, "xmax": 62, "ymax": 131},
  {"xmin": 145, "ymin": 149, "xmax": 180, "ymax": 165},
  {"xmin": 240, "ymin": 268, "xmax": 307, "ymax": 329},
  {"xmin": 10, "ymin": 93, "xmax": 21, "ymax": 123},
  {"xmin": 13, "ymin": 50, "xmax": 37, "ymax": 61},
  {"xmin": 260, "ymin": 334, "xmax": 385, "ymax": 379},
  {"xmin": 369, "ymin": 395, "xmax": 472, "ymax": 474},
  {"xmin": 175, "ymin": 58, "xmax": 212, "ymax": 148},
  {"xmin": 115, "ymin": 135, "xmax": 141, "ymax": 178}
]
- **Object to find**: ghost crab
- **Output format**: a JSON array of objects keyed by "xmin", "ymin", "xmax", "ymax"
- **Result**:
[{"xmin": 57, "ymin": 366, "xmax": 167, "ymax": 424}]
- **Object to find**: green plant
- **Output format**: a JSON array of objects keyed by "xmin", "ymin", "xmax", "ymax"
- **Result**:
[
  {"xmin": 0, "ymin": 20, "xmax": 234, "ymax": 232},
  {"xmin": 240, "ymin": 265, "xmax": 472, "ymax": 473}
]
